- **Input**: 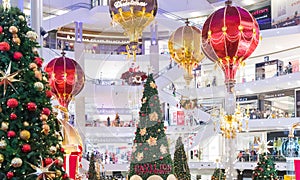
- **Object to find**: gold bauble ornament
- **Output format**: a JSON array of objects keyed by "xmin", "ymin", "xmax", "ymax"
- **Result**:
[
  {"xmin": 11, "ymin": 157, "xmax": 22, "ymax": 168},
  {"xmin": 20, "ymin": 130, "xmax": 30, "ymax": 140},
  {"xmin": 9, "ymin": 26, "xmax": 18, "ymax": 34},
  {"xmin": 29, "ymin": 63, "xmax": 38, "ymax": 71},
  {"xmin": 0, "ymin": 139, "xmax": 7, "ymax": 149},
  {"xmin": 34, "ymin": 82, "xmax": 44, "ymax": 91},
  {"xmin": 18, "ymin": 15, "xmax": 25, "ymax": 21},
  {"xmin": 1, "ymin": 122, "xmax": 9, "ymax": 131},
  {"xmin": 55, "ymin": 170, "xmax": 62, "ymax": 177},
  {"xmin": 0, "ymin": 106, "xmax": 2, "ymax": 112},
  {"xmin": 0, "ymin": 154, "xmax": 4, "ymax": 163},
  {"xmin": 49, "ymin": 146, "xmax": 57, "ymax": 154},
  {"xmin": 42, "ymin": 124, "xmax": 50, "ymax": 135},
  {"xmin": 13, "ymin": 37, "xmax": 21, "ymax": 45},
  {"xmin": 26, "ymin": 31, "xmax": 38, "ymax": 41},
  {"xmin": 23, "ymin": 121, "xmax": 29, "ymax": 126},
  {"xmin": 35, "ymin": 71, "xmax": 42, "ymax": 80},
  {"xmin": 40, "ymin": 114, "xmax": 48, "ymax": 121}
]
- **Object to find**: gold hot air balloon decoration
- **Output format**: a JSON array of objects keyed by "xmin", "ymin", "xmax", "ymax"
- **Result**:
[
  {"xmin": 168, "ymin": 20, "xmax": 205, "ymax": 86},
  {"xmin": 109, "ymin": 0, "xmax": 158, "ymax": 61}
]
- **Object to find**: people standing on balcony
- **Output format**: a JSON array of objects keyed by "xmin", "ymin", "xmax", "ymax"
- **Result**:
[
  {"xmin": 115, "ymin": 113, "xmax": 120, "ymax": 127},
  {"xmin": 285, "ymin": 61, "xmax": 293, "ymax": 74},
  {"xmin": 107, "ymin": 116, "xmax": 111, "ymax": 127}
]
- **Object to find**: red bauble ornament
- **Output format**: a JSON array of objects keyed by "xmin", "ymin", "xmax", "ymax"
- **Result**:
[
  {"xmin": 6, "ymin": 171, "xmax": 14, "ymax": 179},
  {"xmin": 159, "ymin": 156, "xmax": 163, "ymax": 160},
  {"xmin": 7, "ymin": 98, "xmax": 18, "ymax": 108},
  {"xmin": 45, "ymin": 53, "xmax": 85, "ymax": 108},
  {"xmin": 13, "ymin": 52, "xmax": 23, "ymax": 61},
  {"xmin": 0, "ymin": 42, "xmax": 10, "ymax": 51},
  {"xmin": 55, "ymin": 158, "xmax": 64, "ymax": 166},
  {"xmin": 0, "ymin": 26, "xmax": 3, "ymax": 34},
  {"xmin": 10, "ymin": 113, "xmax": 17, "ymax": 120},
  {"xmin": 27, "ymin": 102, "xmax": 37, "ymax": 111},
  {"xmin": 63, "ymin": 174, "xmax": 69, "ymax": 179},
  {"xmin": 34, "ymin": 57, "xmax": 43, "ymax": 67},
  {"xmin": 60, "ymin": 147, "xmax": 64, "ymax": 152},
  {"xmin": 44, "ymin": 157, "xmax": 53, "ymax": 165},
  {"xmin": 22, "ymin": 144, "xmax": 31, "ymax": 153},
  {"xmin": 7, "ymin": 130, "xmax": 16, "ymax": 138},
  {"xmin": 202, "ymin": 2, "xmax": 260, "ymax": 85},
  {"xmin": 45, "ymin": 90, "xmax": 52, "ymax": 98},
  {"xmin": 42, "ymin": 108, "xmax": 51, "ymax": 116}
]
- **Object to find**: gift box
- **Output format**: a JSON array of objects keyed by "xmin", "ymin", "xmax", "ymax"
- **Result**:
[
  {"xmin": 295, "ymin": 160, "xmax": 300, "ymax": 180},
  {"xmin": 64, "ymin": 154, "xmax": 80, "ymax": 179},
  {"xmin": 63, "ymin": 145, "xmax": 82, "ymax": 179}
]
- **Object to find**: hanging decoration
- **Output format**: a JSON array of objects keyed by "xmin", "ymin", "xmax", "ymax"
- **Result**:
[
  {"xmin": 45, "ymin": 52, "xmax": 85, "ymax": 108},
  {"xmin": 45, "ymin": 52, "xmax": 84, "ymax": 179},
  {"xmin": 202, "ymin": 0, "xmax": 260, "ymax": 94},
  {"xmin": 109, "ymin": 0, "xmax": 158, "ymax": 61},
  {"xmin": 201, "ymin": 1, "xmax": 260, "ymax": 179},
  {"xmin": 168, "ymin": 20, "xmax": 205, "ymax": 86}
]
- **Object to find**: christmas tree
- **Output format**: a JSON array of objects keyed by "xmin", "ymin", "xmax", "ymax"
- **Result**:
[
  {"xmin": 211, "ymin": 168, "xmax": 225, "ymax": 180},
  {"xmin": 173, "ymin": 136, "xmax": 191, "ymax": 180},
  {"xmin": 252, "ymin": 153, "xmax": 278, "ymax": 180},
  {"xmin": 0, "ymin": 5, "xmax": 67, "ymax": 180},
  {"xmin": 88, "ymin": 153, "xmax": 99, "ymax": 180},
  {"xmin": 128, "ymin": 74, "xmax": 174, "ymax": 180}
]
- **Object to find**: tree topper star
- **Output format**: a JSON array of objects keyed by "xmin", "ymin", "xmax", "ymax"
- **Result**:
[
  {"xmin": 254, "ymin": 140, "xmax": 273, "ymax": 154},
  {"xmin": 0, "ymin": 61, "xmax": 22, "ymax": 96},
  {"xmin": 26, "ymin": 157, "xmax": 56, "ymax": 180}
]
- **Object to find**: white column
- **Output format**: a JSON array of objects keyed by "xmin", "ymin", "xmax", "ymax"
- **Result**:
[
  {"xmin": 74, "ymin": 38, "xmax": 86, "ymax": 151},
  {"xmin": 149, "ymin": 23, "xmax": 159, "ymax": 75},
  {"xmin": 30, "ymin": 0, "xmax": 43, "ymax": 38}
]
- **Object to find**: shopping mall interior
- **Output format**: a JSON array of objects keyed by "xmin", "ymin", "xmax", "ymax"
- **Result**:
[{"xmin": 7, "ymin": 0, "xmax": 300, "ymax": 179}]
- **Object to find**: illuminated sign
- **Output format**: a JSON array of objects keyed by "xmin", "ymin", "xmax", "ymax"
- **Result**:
[{"xmin": 114, "ymin": 0, "xmax": 148, "ymax": 8}]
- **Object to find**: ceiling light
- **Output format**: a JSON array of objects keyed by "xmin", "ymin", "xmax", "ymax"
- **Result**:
[{"xmin": 242, "ymin": 0, "xmax": 255, "ymax": 6}]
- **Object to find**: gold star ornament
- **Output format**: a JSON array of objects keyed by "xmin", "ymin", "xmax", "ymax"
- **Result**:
[
  {"xmin": 149, "ymin": 111, "xmax": 158, "ymax": 121},
  {"xmin": 147, "ymin": 136, "xmax": 157, "ymax": 146},
  {"xmin": 26, "ymin": 157, "xmax": 56, "ymax": 180},
  {"xmin": 0, "ymin": 61, "xmax": 22, "ymax": 96},
  {"xmin": 139, "ymin": 128, "xmax": 147, "ymax": 136}
]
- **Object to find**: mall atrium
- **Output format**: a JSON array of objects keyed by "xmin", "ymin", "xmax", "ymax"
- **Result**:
[{"xmin": 0, "ymin": 0, "xmax": 300, "ymax": 180}]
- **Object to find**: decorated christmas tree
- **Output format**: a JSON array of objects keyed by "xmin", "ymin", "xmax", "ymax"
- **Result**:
[
  {"xmin": 88, "ymin": 153, "xmax": 98, "ymax": 180},
  {"xmin": 0, "ymin": 5, "xmax": 67, "ymax": 180},
  {"xmin": 128, "ymin": 74, "xmax": 175, "ymax": 180},
  {"xmin": 252, "ymin": 153, "xmax": 278, "ymax": 180},
  {"xmin": 211, "ymin": 168, "xmax": 225, "ymax": 180},
  {"xmin": 173, "ymin": 136, "xmax": 191, "ymax": 180}
]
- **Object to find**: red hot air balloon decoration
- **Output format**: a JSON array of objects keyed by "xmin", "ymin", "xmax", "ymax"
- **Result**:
[
  {"xmin": 202, "ymin": 0, "xmax": 260, "ymax": 92},
  {"xmin": 45, "ymin": 52, "xmax": 85, "ymax": 109}
]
